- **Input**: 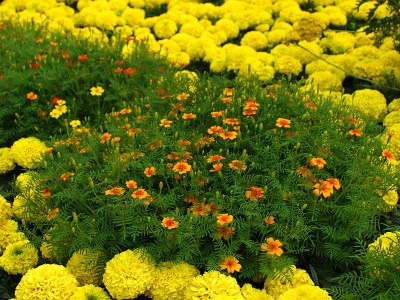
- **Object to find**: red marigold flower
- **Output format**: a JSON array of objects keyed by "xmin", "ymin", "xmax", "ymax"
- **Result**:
[
  {"xmin": 245, "ymin": 186, "xmax": 264, "ymax": 201},
  {"xmin": 276, "ymin": 118, "xmax": 291, "ymax": 128},
  {"xmin": 382, "ymin": 149, "xmax": 395, "ymax": 160},
  {"xmin": 182, "ymin": 113, "xmax": 196, "ymax": 120},
  {"xmin": 30, "ymin": 62, "xmax": 41, "ymax": 69},
  {"xmin": 27, "ymin": 92, "xmax": 38, "ymax": 101},
  {"xmin": 309, "ymin": 157, "xmax": 327, "ymax": 169},
  {"xmin": 172, "ymin": 162, "xmax": 191, "ymax": 174},
  {"xmin": 60, "ymin": 172, "xmax": 74, "ymax": 181},
  {"xmin": 348, "ymin": 129, "xmax": 362, "ymax": 137},
  {"xmin": 131, "ymin": 188, "xmax": 149, "ymax": 199},
  {"xmin": 144, "ymin": 166, "xmax": 156, "ymax": 177},
  {"xmin": 124, "ymin": 67, "xmax": 136, "ymax": 75},
  {"xmin": 126, "ymin": 180, "xmax": 138, "ymax": 189},
  {"xmin": 216, "ymin": 213, "xmax": 233, "ymax": 226},
  {"xmin": 219, "ymin": 256, "xmax": 242, "ymax": 274},
  {"xmin": 48, "ymin": 208, "xmax": 59, "ymax": 221},
  {"xmin": 105, "ymin": 187, "xmax": 125, "ymax": 196},
  {"xmin": 41, "ymin": 188, "xmax": 51, "ymax": 198},
  {"xmin": 261, "ymin": 237, "xmax": 284, "ymax": 256},
  {"xmin": 161, "ymin": 217, "xmax": 179, "ymax": 229},
  {"xmin": 77, "ymin": 54, "xmax": 88, "ymax": 61}
]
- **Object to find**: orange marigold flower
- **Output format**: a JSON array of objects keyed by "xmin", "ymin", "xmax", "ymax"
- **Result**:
[
  {"xmin": 48, "ymin": 208, "xmax": 59, "ymax": 221},
  {"xmin": 304, "ymin": 100, "xmax": 317, "ymax": 110},
  {"xmin": 120, "ymin": 108, "xmax": 132, "ymax": 114},
  {"xmin": 105, "ymin": 187, "xmax": 125, "ymax": 196},
  {"xmin": 114, "ymin": 67, "xmax": 123, "ymax": 73},
  {"xmin": 261, "ymin": 237, "xmax": 284, "ymax": 256},
  {"xmin": 100, "ymin": 133, "xmax": 112, "ymax": 144},
  {"xmin": 207, "ymin": 155, "xmax": 225, "ymax": 163},
  {"xmin": 211, "ymin": 111, "xmax": 224, "ymax": 117},
  {"xmin": 223, "ymin": 118, "xmax": 240, "ymax": 125},
  {"xmin": 218, "ymin": 131, "xmax": 238, "ymax": 140},
  {"xmin": 264, "ymin": 216, "xmax": 275, "ymax": 225},
  {"xmin": 124, "ymin": 67, "xmax": 136, "ymax": 75},
  {"xmin": 126, "ymin": 180, "xmax": 138, "ymax": 189},
  {"xmin": 131, "ymin": 188, "xmax": 149, "ymax": 199},
  {"xmin": 210, "ymin": 163, "xmax": 223, "ymax": 172},
  {"xmin": 144, "ymin": 166, "xmax": 156, "ymax": 177},
  {"xmin": 161, "ymin": 217, "xmax": 179, "ymax": 229},
  {"xmin": 325, "ymin": 178, "xmax": 341, "ymax": 190},
  {"xmin": 41, "ymin": 188, "xmax": 51, "ymax": 198},
  {"xmin": 313, "ymin": 180, "xmax": 334, "ymax": 198},
  {"xmin": 245, "ymin": 186, "xmax": 264, "ymax": 201},
  {"xmin": 159, "ymin": 118, "xmax": 173, "ymax": 128},
  {"xmin": 276, "ymin": 118, "xmax": 291, "ymax": 128},
  {"xmin": 191, "ymin": 203, "xmax": 210, "ymax": 216},
  {"xmin": 207, "ymin": 202, "xmax": 220, "ymax": 215},
  {"xmin": 348, "ymin": 129, "xmax": 362, "ymax": 137},
  {"xmin": 382, "ymin": 149, "xmax": 395, "ymax": 160},
  {"xmin": 111, "ymin": 137, "xmax": 121, "ymax": 143},
  {"xmin": 296, "ymin": 167, "xmax": 312, "ymax": 178},
  {"xmin": 77, "ymin": 54, "xmax": 88, "ymax": 61},
  {"xmin": 172, "ymin": 162, "xmax": 192, "ymax": 174},
  {"xmin": 228, "ymin": 160, "xmax": 247, "ymax": 171},
  {"xmin": 223, "ymin": 88, "xmax": 233, "ymax": 96},
  {"xmin": 207, "ymin": 126, "xmax": 224, "ymax": 135},
  {"xmin": 60, "ymin": 172, "xmax": 74, "ymax": 181},
  {"xmin": 217, "ymin": 213, "xmax": 233, "ymax": 226},
  {"xmin": 176, "ymin": 92, "xmax": 190, "ymax": 100},
  {"xmin": 219, "ymin": 256, "xmax": 242, "ymax": 274},
  {"xmin": 222, "ymin": 97, "xmax": 232, "ymax": 103},
  {"xmin": 27, "ymin": 92, "xmax": 38, "ymax": 100},
  {"xmin": 309, "ymin": 157, "xmax": 327, "ymax": 169},
  {"xmin": 217, "ymin": 227, "xmax": 235, "ymax": 240},
  {"xmin": 182, "ymin": 113, "xmax": 196, "ymax": 120}
]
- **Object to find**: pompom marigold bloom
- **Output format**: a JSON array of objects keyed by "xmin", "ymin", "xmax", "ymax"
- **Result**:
[
  {"xmin": 172, "ymin": 162, "xmax": 192, "ymax": 174},
  {"xmin": 276, "ymin": 118, "xmax": 291, "ymax": 128},
  {"xmin": 90, "ymin": 86, "xmax": 104, "ymax": 96},
  {"xmin": 241, "ymin": 283, "xmax": 274, "ymax": 300},
  {"xmin": 261, "ymin": 237, "xmax": 284, "ymax": 256},
  {"xmin": 70, "ymin": 284, "xmax": 110, "ymax": 300},
  {"xmin": 277, "ymin": 285, "xmax": 332, "ymax": 300},
  {"xmin": 309, "ymin": 157, "xmax": 327, "ymax": 169},
  {"xmin": 0, "ymin": 148, "xmax": 15, "ymax": 174},
  {"xmin": 219, "ymin": 256, "xmax": 242, "ymax": 273},
  {"xmin": 0, "ymin": 195, "xmax": 12, "ymax": 220},
  {"xmin": 217, "ymin": 213, "xmax": 233, "ymax": 226},
  {"xmin": 15, "ymin": 264, "xmax": 78, "ymax": 299},
  {"xmin": 161, "ymin": 217, "xmax": 179, "ymax": 229},
  {"xmin": 10, "ymin": 137, "xmax": 47, "ymax": 169},
  {"xmin": 66, "ymin": 250, "xmax": 104, "ymax": 286},
  {"xmin": 0, "ymin": 240, "xmax": 38, "ymax": 275},
  {"xmin": 103, "ymin": 249, "xmax": 156, "ymax": 299}
]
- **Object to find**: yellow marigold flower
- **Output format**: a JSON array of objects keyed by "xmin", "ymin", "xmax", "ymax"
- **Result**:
[
  {"xmin": 241, "ymin": 283, "xmax": 274, "ymax": 300},
  {"xmin": 10, "ymin": 137, "xmax": 47, "ymax": 169},
  {"xmin": 347, "ymin": 89, "xmax": 387, "ymax": 119},
  {"xmin": 185, "ymin": 270, "xmax": 242, "ymax": 299},
  {"xmin": 0, "ymin": 148, "xmax": 15, "ymax": 174},
  {"xmin": 264, "ymin": 266, "xmax": 314, "ymax": 298},
  {"xmin": 90, "ymin": 86, "xmax": 105, "ymax": 96},
  {"xmin": 146, "ymin": 261, "xmax": 199, "ymax": 300},
  {"xmin": 15, "ymin": 264, "xmax": 78, "ymax": 299},
  {"xmin": 71, "ymin": 284, "xmax": 110, "ymax": 300},
  {"xmin": 240, "ymin": 31, "xmax": 268, "ymax": 51},
  {"xmin": 274, "ymin": 55, "xmax": 303, "ymax": 76},
  {"xmin": 66, "ymin": 250, "xmax": 104, "ymax": 286},
  {"xmin": 103, "ymin": 249, "xmax": 156, "ymax": 299},
  {"xmin": 215, "ymin": 19, "xmax": 240, "ymax": 39},
  {"xmin": 0, "ymin": 195, "xmax": 12, "ymax": 220},
  {"xmin": 70, "ymin": 120, "xmax": 81, "ymax": 128},
  {"xmin": 154, "ymin": 19, "xmax": 178, "ymax": 39},
  {"xmin": 277, "ymin": 284, "xmax": 332, "ymax": 300},
  {"xmin": 0, "ymin": 240, "xmax": 38, "ymax": 275},
  {"xmin": 0, "ymin": 219, "xmax": 28, "ymax": 252}
]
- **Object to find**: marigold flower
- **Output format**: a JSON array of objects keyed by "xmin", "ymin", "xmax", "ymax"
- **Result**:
[
  {"xmin": 217, "ymin": 213, "xmax": 233, "ymax": 226},
  {"xmin": 309, "ymin": 157, "xmax": 327, "ymax": 169},
  {"xmin": 223, "ymin": 88, "xmax": 233, "ymax": 96},
  {"xmin": 218, "ymin": 131, "xmax": 238, "ymax": 140},
  {"xmin": 159, "ymin": 118, "xmax": 172, "ymax": 128},
  {"xmin": 264, "ymin": 216, "xmax": 275, "ymax": 225},
  {"xmin": 261, "ymin": 237, "xmax": 284, "ymax": 256},
  {"xmin": 325, "ymin": 178, "xmax": 341, "ymax": 190},
  {"xmin": 70, "ymin": 120, "xmax": 81, "ymax": 128},
  {"xmin": 219, "ymin": 256, "xmax": 242, "ymax": 274},
  {"xmin": 228, "ymin": 160, "xmax": 247, "ymax": 171},
  {"xmin": 245, "ymin": 186, "xmax": 264, "ymax": 201},
  {"xmin": 176, "ymin": 92, "xmax": 190, "ymax": 100},
  {"xmin": 48, "ymin": 208, "xmax": 59, "ymax": 220},
  {"xmin": 124, "ymin": 67, "xmax": 136, "ymax": 75},
  {"xmin": 90, "ymin": 86, "xmax": 104, "ymax": 96},
  {"xmin": 131, "ymin": 188, "xmax": 149, "ymax": 199},
  {"xmin": 207, "ymin": 155, "xmax": 225, "ymax": 163},
  {"xmin": 222, "ymin": 97, "xmax": 232, "ymax": 103},
  {"xmin": 207, "ymin": 126, "xmax": 224, "ymax": 134},
  {"xmin": 105, "ymin": 187, "xmax": 125, "ymax": 196},
  {"xmin": 191, "ymin": 203, "xmax": 210, "ymax": 216},
  {"xmin": 126, "ymin": 180, "xmax": 138, "ymax": 189},
  {"xmin": 114, "ymin": 67, "xmax": 123, "ymax": 73},
  {"xmin": 26, "ymin": 92, "xmax": 38, "ymax": 100},
  {"xmin": 0, "ymin": 241, "xmax": 38, "ymax": 275},
  {"xmin": 144, "ymin": 166, "xmax": 156, "ymax": 177},
  {"xmin": 217, "ymin": 227, "xmax": 235, "ymax": 240},
  {"xmin": 210, "ymin": 163, "xmax": 223, "ymax": 172},
  {"xmin": 161, "ymin": 217, "xmax": 179, "ymax": 229},
  {"xmin": 120, "ymin": 108, "xmax": 132, "ymax": 114},
  {"xmin": 348, "ymin": 129, "xmax": 362, "ymax": 137},
  {"xmin": 172, "ymin": 162, "xmax": 191, "ymax": 174},
  {"xmin": 211, "ymin": 111, "xmax": 224, "ymax": 117},
  {"xmin": 111, "ymin": 137, "xmax": 121, "ymax": 143},
  {"xmin": 382, "ymin": 149, "xmax": 395, "ymax": 160},
  {"xmin": 100, "ymin": 133, "xmax": 112, "ymax": 144},
  {"xmin": 223, "ymin": 118, "xmax": 240, "ymax": 125},
  {"xmin": 77, "ymin": 54, "xmax": 88, "ymax": 61},
  {"xmin": 313, "ymin": 180, "xmax": 334, "ymax": 198},
  {"xmin": 276, "ymin": 118, "xmax": 291, "ymax": 128},
  {"xmin": 40, "ymin": 188, "xmax": 51, "ymax": 198},
  {"xmin": 182, "ymin": 113, "xmax": 196, "ymax": 119}
]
